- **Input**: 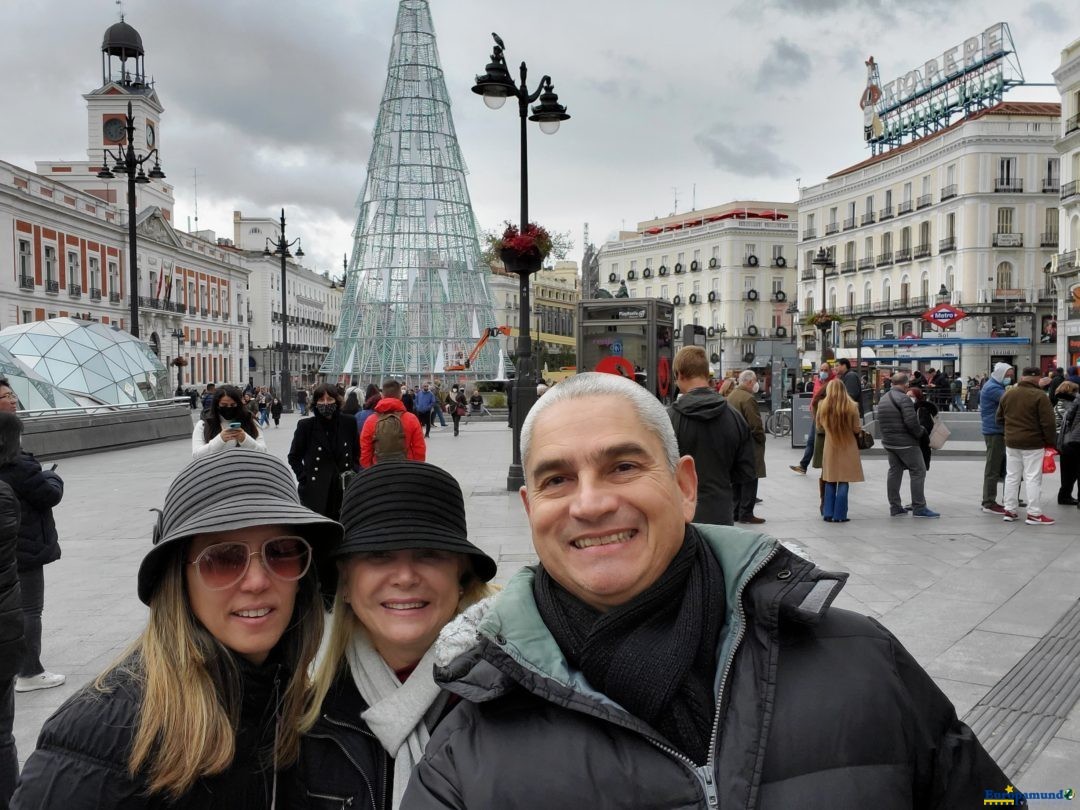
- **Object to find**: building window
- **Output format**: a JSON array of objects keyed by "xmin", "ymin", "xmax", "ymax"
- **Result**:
[
  {"xmin": 999, "ymin": 157, "xmax": 1017, "ymax": 186},
  {"xmin": 21, "ymin": 310, "xmax": 31, "ymax": 324},
  {"xmin": 996, "ymin": 261, "xmax": 1013, "ymax": 289},
  {"xmin": 904, "ymin": 182, "xmax": 913, "ymax": 202},
  {"xmin": 1045, "ymin": 207, "xmax": 1058, "ymax": 237},
  {"xmin": 863, "ymin": 283, "xmax": 872, "ymax": 305},
  {"xmin": 18, "ymin": 239, "xmax": 31, "ymax": 279},
  {"xmin": 919, "ymin": 221, "xmax": 931, "ymax": 246},
  {"xmin": 89, "ymin": 256, "xmax": 100, "ymax": 290},
  {"xmin": 44, "ymin": 246, "xmax": 57, "ymax": 283},
  {"xmin": 996, "ymin": 207, "xmax": 1014, "ymax": 233},
  {"xmin": 920, "ymin": 273, "xmax": 929, "ymax": 299},
  {"xmin": 772, "ymin": 276, "xmax": 783, "ymax": 293},
  {"xmin": 945, "ymin": 212, "xmax": 956, "ymax": 238},
  {"xmin": 864, "ymin": 195, "xmax": 874, "ymax": 214},
  {"xmin": 772, "ymin": 244, "xmax": 784, "ymax": 260},
  {"xmin": 900, "ymin": 227, "xmax": 911, "ymax": 250}
]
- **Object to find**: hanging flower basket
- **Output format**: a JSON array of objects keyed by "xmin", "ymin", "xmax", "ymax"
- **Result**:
[
  {"xmin": 491, "ymin": 222, "xmax": 553, "ymax": 262},
  {"xmin": 804, "ymin": 311, "xmax": 843, "ymax": 328},
  {"xmin": 171, "ymin": 357, "xmax": 188, "ymax": 367}
]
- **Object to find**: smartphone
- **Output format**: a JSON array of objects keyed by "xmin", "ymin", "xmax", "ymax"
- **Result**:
[{"xmin": 228, "ymin": 422, "xmax": 242, "ymax": 430}]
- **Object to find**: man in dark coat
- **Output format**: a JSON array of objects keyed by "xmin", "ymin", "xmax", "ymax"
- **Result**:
[
  {"xmin": 402, "ymin": 371, "xmax": 1015, "ymax": 810},
  {"xmin": 0, "ymin": 480, "xmax": 21, "ymax": 807},
  {"xmin": 667, "ymin": 347, "xmax": 755, "ymax": 526},
  {"xmin": 877, "ymin": 372, "xmax": 939, "ymax": 518},
  {"xmin": 837, "ymin": 357, "xmax": 863, "ymax": 416}
]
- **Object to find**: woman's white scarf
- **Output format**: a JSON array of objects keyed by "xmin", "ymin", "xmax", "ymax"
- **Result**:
[{"xmin": 346, "ymin": 629, "xmax": 442, "ymax": 810}]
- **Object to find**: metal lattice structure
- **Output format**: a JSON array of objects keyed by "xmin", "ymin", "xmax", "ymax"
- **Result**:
[{"xmin": 321, "ymin": 0, "xmax": 499, "ymax": 382}]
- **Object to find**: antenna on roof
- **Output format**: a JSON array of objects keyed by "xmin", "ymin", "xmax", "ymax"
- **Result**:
[
  {"xmin": 192, "ymin": 168, "xmax": 199, "ymax": 233},
  {"xmin": 672, "ymin": 186, "xmax": 679, "ymax": 215},
  {"xmin": 116, "ymin": 0, "xmax": 124, "ymax": 21},
  {"xmin": 692, "ymin": 183, "xmax": 696, "ymax": 211}
]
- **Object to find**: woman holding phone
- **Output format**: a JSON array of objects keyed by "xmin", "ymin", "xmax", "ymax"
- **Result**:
[
  {"xmin": 12, "ymin": 450, "xmax": 343, "ymax": 809},
  {"xmin": 192, "ymin": 385, "xmax": 267, "ymax": 459}
]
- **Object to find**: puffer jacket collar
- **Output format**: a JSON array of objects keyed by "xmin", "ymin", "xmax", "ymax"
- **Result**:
[{"xmin": 437, "ymin": 525, "xmax": 847, "ymax": 715}]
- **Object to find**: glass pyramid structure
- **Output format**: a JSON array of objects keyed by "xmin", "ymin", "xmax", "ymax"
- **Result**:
[
  {"xmin": 0, "ymin": 318, "xmax": 169, "ymax": 405},
  {"xmin": 320, "ymin": 0, "xmax": 500, "ymax": 382},
  {"xmin": 0, "ymin": 344, "xmax": 80, "ymax": 412}
]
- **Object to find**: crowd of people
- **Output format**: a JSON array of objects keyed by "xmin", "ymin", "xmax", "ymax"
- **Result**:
[{"xmin": 0, "ymin": 370, "xmax": 1023, "ymax": 808}]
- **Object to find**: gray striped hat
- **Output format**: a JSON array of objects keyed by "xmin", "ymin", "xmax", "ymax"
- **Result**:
[{"xmin": 137, "ymin": 449, "xmax": 344, "ymax": 604}]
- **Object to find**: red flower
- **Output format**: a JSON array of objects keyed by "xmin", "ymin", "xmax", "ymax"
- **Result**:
[{"xmin": 494, "ymin": 221, "xmax": 552, "ymax": 259}]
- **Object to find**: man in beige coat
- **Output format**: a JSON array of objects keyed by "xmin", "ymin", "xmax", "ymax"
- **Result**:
[{"xmin": 726, "ymin": 370, "xmax": 767, "ymax": 524}]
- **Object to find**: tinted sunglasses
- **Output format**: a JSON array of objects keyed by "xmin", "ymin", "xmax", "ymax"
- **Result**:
[{"xmin": 188, "ymin": 536, "xmax": 312, "ymax": 590}]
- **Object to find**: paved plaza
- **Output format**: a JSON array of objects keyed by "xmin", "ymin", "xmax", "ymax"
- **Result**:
[{"xmin": 11, "ymin": 412, "xmax": 1080, "ymax": 790}]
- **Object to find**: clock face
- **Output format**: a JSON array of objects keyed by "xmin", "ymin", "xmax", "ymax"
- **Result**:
[
  {"xmin": 103, "ymin": 118, "xmax": 125, "ymax": 143},
  {"xmin": 146, "ymin": 123, "xmax": 156, "ymax": 148}
]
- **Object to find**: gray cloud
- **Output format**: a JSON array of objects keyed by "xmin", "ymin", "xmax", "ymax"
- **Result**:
[
  {"xmin": 694, "ymin": 124, "xmax": 797, "ymax": 178},
  {"xmin": 1026, "ymin": 1, "xmax": 1066, "ymax": 31},
  {"xmin": 754, "ymin": 38, "xmax": 812, "ymax": 90}
]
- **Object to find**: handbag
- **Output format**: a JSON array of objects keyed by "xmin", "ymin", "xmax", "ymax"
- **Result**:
[
  {"xmin": 455, "ymin": 405, "xmax": 467, "ymax": 417},
  {"xmin": 1043, "ymin": 448, "xmax": 1058, "ymax": 474},
  {"xmin": 856, "ymin": 429, "xmax": 875, "ymax": 450},
  {"xmin": 928, "ymin": 417, "xmax": 951, "ymax": 450}
]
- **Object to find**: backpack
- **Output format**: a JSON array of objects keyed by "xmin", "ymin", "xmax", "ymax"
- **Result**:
[{"xmin": 373, "ymin": 412, "xmax": 407, "ymax": 462}]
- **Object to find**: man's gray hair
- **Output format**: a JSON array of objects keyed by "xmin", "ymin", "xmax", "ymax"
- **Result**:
[
  {"xmin": 738, "ymin": 369, "xmax": 757, "ymax": 385},
  {"xmin": 520, "ymin": 372, "xmax": 680, "ymax": 476},
  {"xmin": 891, "ymin": 372, "xmax": 910, "ymax": 386}
]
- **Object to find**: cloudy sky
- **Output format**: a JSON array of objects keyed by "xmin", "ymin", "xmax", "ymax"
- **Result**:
[{"xmin": 1, "ymin": 0, "xmax": 1076, "ymax": 276}]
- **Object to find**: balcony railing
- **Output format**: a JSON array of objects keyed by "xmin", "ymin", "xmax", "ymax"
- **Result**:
[
  {"xmin": 188, "ymin": 305, "xmax": 197, "ymax": 315},
  {"xmin": 1041, "ymin": 232, "xmax": 1059, "ymax": 248},
  {"xmin": 840, "ymin": 260, "xmax": 857, "ymax": 274},
  {"xmin": 939, "ymin": 236, "xmax": 957, "ymax": 252},
  {"xmin": 914, "ymin": 243, "xmax": 932, "ymax": 259},
  {"xmin": 895, "ymin": 247, "xmax": 912, "ymax": 263},
  {"xmin": 68, "ymin": 284, "xmax": 81, "ymax": 297},
  {"xmin": 917, "ymin": 194, "xmax": 932, "ymax": 209},
  {"xmin": 825, "ymin": 222, "xmax": 839, "ymax": 235},
  {"xmin": 907, "ymin": 295, "xmax": 929, "ymax": 309},
  {"xmin": 1056, "ymin": 250, "xmax": 1077, "ymax": 271},
  {"xmin": 802, "ymin": 228, "xmax": 817, "ymax": 240},
  {"xmin": 843, "ymin": 217, "xmax": 856, "ymax": 231},
  {"xmin": 89, "ymin": 287, "xmax": 101, "ymax": 301},
  {"xmin": 853, "ymin": 303, "xmax": 873, "ymax": 314},
  {"xmin": 879, "ymin": 206, "xmax": 894, "ymax": 220},
  {"xmin": 992, "ymin": 232, "xmax": 1023, "ymax": 247},
  {"xmin": 201, "ymin": 308, "xmax": 209, "ymax": 317},
  {"xmin": 940, "ymin": 184, "xmax": 958, "ymax": 201},
  {"xmin": 824, "ymin": 265, "xmax": 839, "ymax": 277},
  {"xmin": 109, "ymin": 291, "xmax": 121, "ymax": 303},
  {"xmin": 861, "ymin": 212, "xmax": 876, "ymax": 226},
  {"xmin": 1062, "ymin": 180, "xmax": 1079, "ymax": 202},
  {"xmin": 1042, "ymin": 179, "xmax": 1061, "ymax": 193},
  {"xmin": 876, "ymin": 252, "xmax": 894, "ymax": 267},
  {"xmin": 1066, "ymin": 113, "xmax": 1080, "ymax": 136},
  {"xmin": 858, "ymin": 257, "xmax": 875, "ymax": 271},
  {"xmin": 19, "ymin": 275, "xmax": 34, "ymax": 290},
  {"xmin": 46, "ymin": 279, "xmax": 59, "ymax": 294},
  {"xmin": 994, "ymin": 178, "xmax": 1023, "ymax": 193},
  {"xmin": 801, "ymin": 270, "xmax": 816, "ymax": 281},
  {"xmin": 898, "ymin": 200, "xmax": 913, "ymax": 215}
]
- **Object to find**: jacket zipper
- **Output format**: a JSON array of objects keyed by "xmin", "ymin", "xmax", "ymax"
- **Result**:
[
  {"xmin": 645, "ymin": 543, "xmax": 780, "ymax": 808},
  {"xmin": 307, "ymin": 792, "xmax": 354, "ymax": 809},
  {"xmin": 305, "ymin": 727, "xmax": 379, "ymax": 810}
]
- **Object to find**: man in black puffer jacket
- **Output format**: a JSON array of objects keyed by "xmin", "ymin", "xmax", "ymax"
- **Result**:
[
  {"xmin": 0, "ymin": 480, "xmax": 22, "ymax": 808},
  {"xmin": 402, "ymin": 373, "xmax": 1018, "ymax": 810}
]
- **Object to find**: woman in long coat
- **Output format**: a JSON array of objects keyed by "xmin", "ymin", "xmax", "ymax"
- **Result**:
[
  {"xmin": 818, "ymin": 378, "xmax": 864, "ymax": 522},
  {"xmin": 288, "ymin": 383, "xmax": 359, "ymax": 521}
]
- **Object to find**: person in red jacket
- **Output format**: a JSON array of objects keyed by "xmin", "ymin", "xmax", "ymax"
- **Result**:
[{"xmin": 360, "ymin": 379, "xmax": 426, "ymax": 467}]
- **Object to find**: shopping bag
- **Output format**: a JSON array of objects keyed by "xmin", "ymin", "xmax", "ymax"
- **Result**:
[
  {"xmin": 928, "ymin": 417, "xmax": 951, "ymax": 450},
  {"xmin": 1043, "ymin": 448, "xmax": 1058, "ymax": 474}
]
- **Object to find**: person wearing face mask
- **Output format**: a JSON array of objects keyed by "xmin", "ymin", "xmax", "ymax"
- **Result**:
[
  {"xmin": 726, "ymin": 370, "xmax": 767, "ymax": 524},
  {"xmin": 790, "ymin": 364, "xmax": 832, "ymax": 475},
  {"xmin": 288, "ymin": 383, "xmax": 360, "ymax": 521},
  {"xmin": 192, "ymin": 385, "xmax": 267, "ymax": 459}
]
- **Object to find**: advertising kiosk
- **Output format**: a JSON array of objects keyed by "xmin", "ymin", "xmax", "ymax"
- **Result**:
[{"xmin": 577, "ymin": 298, "xmax": 676, "ymax": 404}]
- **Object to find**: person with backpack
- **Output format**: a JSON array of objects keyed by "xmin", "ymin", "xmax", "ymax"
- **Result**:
[
  {"xmin": 359, "ymin": 379, "xmax": 426, "ymax": 467},
  {"xmin": 288, "ymin": 383, "xmax": 360, "ymax": 521}
]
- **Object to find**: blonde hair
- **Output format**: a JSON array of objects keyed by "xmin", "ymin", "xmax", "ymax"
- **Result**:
[
  {"xmin": 302, "ymin": 556, "xmax": 497, "ymax": 733},
  {"xmin": 1056, "ymin": 381, "xmax": 1079, "ymax": 398},
  {"xmin": 95, "ymin": 545, "xmax": 324, "ymax": 799},
  {"xmin": 718, "ymin": 378, "xmax": 736, "ymax": 398},
  {"xmin": 817, "ymin": 378, "xmax": 859, "ymax": 436}
]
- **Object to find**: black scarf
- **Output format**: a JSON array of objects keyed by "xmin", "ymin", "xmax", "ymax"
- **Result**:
[{"xmin": 534, "ymin": 525, "xmax": 724, "ymax": 765}]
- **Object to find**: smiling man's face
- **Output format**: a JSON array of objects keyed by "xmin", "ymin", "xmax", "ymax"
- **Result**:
[{"xmin": 521, "ymin": 395, "xmax": 696, "ymax": 611}]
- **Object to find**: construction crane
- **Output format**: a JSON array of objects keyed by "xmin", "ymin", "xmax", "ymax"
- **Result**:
[{"xmin": 445, "ymin": 326, "xmax": 511, "ymax": 371}]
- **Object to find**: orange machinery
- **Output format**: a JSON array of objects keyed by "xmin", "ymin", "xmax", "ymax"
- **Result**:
[{"xmin": 445, "ymin": 326, "xmax": 511, "ymax": 371}]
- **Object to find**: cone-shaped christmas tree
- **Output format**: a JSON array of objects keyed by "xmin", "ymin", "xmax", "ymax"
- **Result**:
[{"xmin": 321, "ymin": 0, "xmax": 500, "ymax": 382}]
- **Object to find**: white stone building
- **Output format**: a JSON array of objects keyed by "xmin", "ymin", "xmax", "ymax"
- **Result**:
[
  {"xmin": 797, "ymin": 102, "xmax": 1061, "ymax": 375},
  {"xmin": 1054, "ymin": 39, "xmax": 1080, "ymax": 370},
  {"xmin": 597, "ymin": 201, "xmax": 798, "ymax": 374}
]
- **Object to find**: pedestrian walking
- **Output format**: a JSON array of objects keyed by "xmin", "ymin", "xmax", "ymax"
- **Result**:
[
  {"xmin": 908, "ymin": 386, "xmax": 938, "ymax": 470},
  {"xmin": 668, "ymin": 347, "xmax": 756, "ymax": 526},
  {"xmin": 448, "ymin": 387, "xmax": 468, "ymax": 436},
  {"xmin": 288, "ymin": 383, "xmax": 360, "ymax": 521},
  {"xmin": 10, "ymin": 450, "xmax": 342, "ymax": 810},
  {"xmin": 201, "ymin": 383, "xmax": 216, "ymax": 414},
  {"xmin": 415, "ymin": 382, "xmax": 436, "ymax": 439},
  {"xmin": 299, "ymin": 462, "xmax": 497, "ymax": 810},
  {"xmin": 401, "ymin": 386, "xmax": 416, "ymax": 416},
  {"xmin": 836, "ymin": 357, "xmax": 863, "ymax": 416},
  {"xmin": 356, "ymin": 384, "xmax": 381, "ymax": 435},
  {"xmin": 192, "ymin": 385, "xmax": 267, "ymax": 458},
  {"xmin": 877, "ymin": 372, "xmax": 939, "ymax": 518},
  {"xmin": 726, "ymin": 370, "xmax": 766, "ymax": 524},
  {"xmin": 979, "ymin": 363, "xmax": 1012, "ymax": 514},
  {"xmin": 997, "ymin": 366, "xmax": 1058, "ymax": 524},
  {"xmin": 270, "ymin": 396, "xmax": 283, "ymax": 428},
  {"xmin": 790, "ymin": 363, "xmax": 834, "ymax": 475},
  {"xmin": 1053, "ymin": 382, "xmax": 1079, "ymax": 505},
  {"xmin": 0, "ymin": 413, "xmax": 65, "ymax": 695},
  {"xmin": 360, "ymin": 380, "xmax": 426, "ymax": 467},
  {"xmin": 297, "ymin": 387, "xmax": 309, "ymax": 416},
  {"xmin": 400, "ymin": 372, "xmax": 1014, "ymax": 810},
  {"xmin": 0, "ymin": 479, "xmax": 22, "ymax": 808},
  {"xmin": 818, "ymin": 378, "xmax": 864, "ymax": 522},
  {"xmin": 257, "ymin": 390, "xmax": 270, "ymax": 428}
]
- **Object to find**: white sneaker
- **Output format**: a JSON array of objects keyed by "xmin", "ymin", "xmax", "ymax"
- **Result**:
[{"xmin": 15, "ymin": 671, "xmax": 66, "ymax": 692}]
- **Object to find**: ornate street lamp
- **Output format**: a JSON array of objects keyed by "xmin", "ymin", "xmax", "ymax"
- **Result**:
[
  {"xmin": 473, "ymin": 32, "xmax": 569, "ymax": 491},
  {"xmin": 263, "ymin": 209, "xmax": 304, "ymax": 412},
  {"xmin": 811, "ymin": 247, "xmax": 836, "ymax": 359},
  {"xmin": 170, "ymin": 327, "xmax": 185, "ymax": 394},
  {"xmin": 97, "ymin": 100, "xmax": 165, "ymax": 339}
]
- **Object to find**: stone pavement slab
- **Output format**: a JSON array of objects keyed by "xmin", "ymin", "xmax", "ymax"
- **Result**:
[{"xmin": 11, "ymin": 414, "xmax": 1080, "ymax": 783}]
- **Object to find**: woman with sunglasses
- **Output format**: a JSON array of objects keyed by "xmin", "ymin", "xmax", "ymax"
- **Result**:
[
  {"xmin": 12, "ymin": 450, "xmax": 342, "ymax": 810},
  {"xmin": 299, "ymin": 462, "xmax": 497, "ymax": 810},
  {"xmin": 192, "ymin": 384, "xmax": 267, "ymax": 459}
]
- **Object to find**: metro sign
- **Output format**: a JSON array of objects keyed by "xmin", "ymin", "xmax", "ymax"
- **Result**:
[{"xmin": 922, "ymin": 303, "xmax": 967, "ymax": 329}]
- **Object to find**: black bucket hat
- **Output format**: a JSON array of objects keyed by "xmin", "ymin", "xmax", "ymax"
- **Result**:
[
  {"xmin": 336, "ymin": 461, "xmax": 496, "ymax": 582},
  {"xmin": 137, "ymin": 449, "xmax": 344, "ymax": 604}
]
